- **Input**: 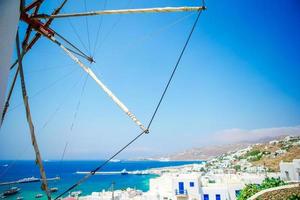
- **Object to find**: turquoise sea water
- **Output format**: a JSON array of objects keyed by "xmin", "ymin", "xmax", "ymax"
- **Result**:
[{"xmin": 0, "ymin": 160, "xmax": 201, "ymax": 199}]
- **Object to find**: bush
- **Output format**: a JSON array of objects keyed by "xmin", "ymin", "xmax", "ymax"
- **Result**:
[
  {"xmin": 234, "ymin": 165, "xmax": 241, "ymax": 172},
  {"xmin": 237, "ymin": 177, "xmax": 286, "ymax": 200},
  {"xmin": 288, "ymin": 194, "xmax": 300, "ymax": 200},
  {"xmin": 260, "ymin": 177, "xmax": 286, "ymax": 190},
  {"xmin": 246, "ymin": 150, "xmax": 261, "ymax": 157},
  {"xmin": 248, "ymin": 154, "xmax": 262, "ymax": 162},
  {"xmin": 237, "ymin": 184, "xmax": 260, "ymax": 200}
]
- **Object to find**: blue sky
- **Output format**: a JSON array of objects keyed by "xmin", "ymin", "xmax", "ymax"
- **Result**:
[{"xmin": 0, "ymin": 0, "xmax": 300, "ymax": 160}]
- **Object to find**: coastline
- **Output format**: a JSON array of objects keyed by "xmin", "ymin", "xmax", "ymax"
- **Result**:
[{"xmin": 0, "ymin": 160, "xmax": 201, "ymax": 199}]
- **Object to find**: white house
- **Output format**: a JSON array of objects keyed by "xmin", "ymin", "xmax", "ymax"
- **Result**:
[
  {"xmin": 280, "ymin": 159, "xmax": 300, "ymax": 182},
  {"xmin": 148, "ymin": 173, "xmax": 255, "ymax": 200},
  {"xmin": 172, "ymin": 174, "xmax": 202, "ymax": 200}
]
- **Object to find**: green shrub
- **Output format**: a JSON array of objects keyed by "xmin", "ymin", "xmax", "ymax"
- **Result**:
[
  {"xmin": 237, "ymin": 177, "xmax": 286, "ymax": 200},
  {"xmin": 237, "ymin": 184, "xmax": 260, "ymax": 200},
  {"xmin": 208, "ymin": 180, "xmax": 216, "ymax": 184},
  {"xmin": 234, "ymin": 165, "xmax": 241, "ymax": 171},
  {"xmin": 248, "ymin": 154, "xmax": 262, "ymax": 162},
  {"xmin": 260, "ymin": 177, "xmax": 286, "ymax": 190},
  {"xmin": 246, "ymin": 150, "xmax": 261, "ymax": 157},
  {"xmin": 288, "ymin": 194, "xmax": 300, "ymax": 200}
]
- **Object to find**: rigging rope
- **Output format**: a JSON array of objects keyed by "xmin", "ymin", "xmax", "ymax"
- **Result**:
[
  {"xmin": 1, "ymin": 67, "xmax": 19, "ymax": 126},
  {"xmin": 7, "ymin": 68, "xmax": 79, "ymax": 113},
  {"xmin": 95, "ymin": 0, "xmax": 132, "ymax": 54},
  {"xmin": 67, "ymin": 18, "xmax": 90, "ymax": 55},
  {"xmin": 55, "ymin": 31, "xmax": 93, "ymax": 63},
  {"xmin": 92, "ymin": 0, "xmax": 108, "ymax": 57},
  {"xmin": 57, "ymin": 73, "xmax": 88, "ymax": 175},
  {"xmin": 54, "ymin": 7, "xmax": 204, "ymax": 199},
  {"xmin": 0, "ymin": 73, "xmax": 84, "ymax": 179},
  {"xmin": 84, "ymin": 0, "xmax": 92, "ymax": 56}
]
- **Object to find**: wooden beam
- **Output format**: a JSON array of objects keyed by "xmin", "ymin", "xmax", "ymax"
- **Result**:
[
  {"xmin": 34, "ymin": 6, "xmax": 206, "ymax": 19},
  {"xmin": 49, "ymin": 36, "xmax": 148, "ymax": 133},
  {"xmin": 16, "ymin": 30, "xmax": 52, "ymax": 200}
]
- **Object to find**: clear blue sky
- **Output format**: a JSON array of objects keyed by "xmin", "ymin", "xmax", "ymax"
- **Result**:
[{"xmin": 0, "ymin": 0, "xmax": 299, "ymax": 160}]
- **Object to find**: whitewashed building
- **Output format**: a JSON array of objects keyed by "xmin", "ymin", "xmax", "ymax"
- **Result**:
[
  {"xmin": 146, "ymin": 173, "xmax": 264, "ymax": 200},
  {"xmin": 280, "ymin": 159, "xmax": 300, "ymax": 182}
]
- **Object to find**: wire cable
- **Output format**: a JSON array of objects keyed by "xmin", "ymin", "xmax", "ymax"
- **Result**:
[
  {"xmin": 67, "ymin": 18, "xmax": 90, "ymax": 55},
  {"xmin": 57, "ymin": 74, "xmax": 88, "ymax": 175},
  {"xmin": 55, "ymin": 31, "xmax": 92, "ymax": 62},
  {"xmin": 84, "ymin": 0, "xmax": 91, "ymax": 55},
  {"xmin": 92, "ymin": 0, "xmax": 108, "ymax": 57},
  {"xmin": 54, "ymin": 7, "xmax": 204, "ymax": 199}
]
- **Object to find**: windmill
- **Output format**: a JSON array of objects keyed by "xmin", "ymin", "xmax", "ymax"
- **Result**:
[{"xmin": 0, "ymin": 1, "xmax": 206, "ymax": 199}]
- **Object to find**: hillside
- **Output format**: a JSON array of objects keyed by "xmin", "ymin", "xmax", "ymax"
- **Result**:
[
  {"xmin": 206, "ymin": 135, "xmax": 300, "ymax": 173},
  {"xmin": 249, "ymin": 136, "xmax": 300, "ymax": 171},
  {"xmin": 157, "ymin": 143, "xmax": 250, "ymax": 161}
]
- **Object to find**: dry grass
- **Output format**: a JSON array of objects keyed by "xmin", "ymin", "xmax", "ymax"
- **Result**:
[
  {"xmin": 254, "ymin": 185, "xmax": 300, "ymax": 200},
  {"xmin": 251, "ymin": 145, "xmax": 300, "ymax": 172}
]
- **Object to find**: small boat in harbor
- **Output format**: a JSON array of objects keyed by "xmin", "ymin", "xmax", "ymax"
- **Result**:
[
  {"xmin": 121, "ymin": 169, "xmax": 128, "ymax": 175},
  {"xmin": 110, "ymin": 159, "xmax": 121, "ymax": 162},
  {"xmin": 50, "ymin": 187, "xmax": 58, "ymax": 193},
  {"xmin": 16, "ymin": 197, "xmax": 24, "ymax": 200},
  {"xmin": 35, "ymin": 194, "xmax": 43, "ymax": 198},
  {"xmin": 2, "ymin": 187, "xmax": 21, "ymax": 197},
  {"xmin": 70, "ymin": 190, "xmax": 82, "ymax": 197}
]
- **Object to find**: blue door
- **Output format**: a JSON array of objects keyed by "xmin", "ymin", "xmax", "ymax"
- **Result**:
[
  {"xmin": 216, "ymin": 194, "xmax": 221, "ymax": 200},
  {"xmin": 203, "ymin": 194, "xmax": 209, "ymax": 200},
  {"xmin": 178, "ymin": 182, "xmax": 184, "ymax": 194}
]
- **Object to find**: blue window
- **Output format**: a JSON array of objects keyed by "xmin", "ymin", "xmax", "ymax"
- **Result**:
[
  {"xmin": 216, "ymin": 194, "xmax": 221, "ymax": 200},
  {"xmin": 235, "ymin": 190, "xmax": 241, "ymax": 197},
  {"xmin": 190, "ymin": 182, "xmax": 194, "ymax": 187},
  {"xmin": 178, "ymin": 182, "xmax": 184, "ymax": 194},
  {"xmin": 203, "ymin": 194, "xmax": 209, "ymax": 200}
]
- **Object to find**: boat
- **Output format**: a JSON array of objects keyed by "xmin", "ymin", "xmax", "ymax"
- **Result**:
[
  {"xmin": 50, "ymin": 187, "xmax": 58, "ymax": 193},
  {"xmin": 70, "ymin": 191, "xmax": 82, "ymax": 197},
  {"xmin": 16, "ymin": 197, "xmax": 24, "ymax": 200},
  {"xmin": 17, "ymin": 177, "xmax": 39, "ymax": 184},
  {"xmin": 2, "ymin": 187, "xmax": 20, "ymax": 196},
  {"xmin": 121, "ymin": 169, "xmax": 128, "ymax": 175},
  {"xmin": 110, "ymin": 159, "xmax": 121, "ymax": 163},
  {"xmin": 35, "ymin": 194, "xmax": 43, "ymax": 198},
  {"xmin": 132, "ymin": 170, "xmax": 150, "ymax": 175}
]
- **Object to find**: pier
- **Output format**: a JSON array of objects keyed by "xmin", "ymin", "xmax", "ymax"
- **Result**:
[
  {"xmin": 0, "ymin": 177, "xmax": 60, "ymax": 186},
  {"xmin": 76, "ymin": 170, "xmax": 151, "ymax": 175}
]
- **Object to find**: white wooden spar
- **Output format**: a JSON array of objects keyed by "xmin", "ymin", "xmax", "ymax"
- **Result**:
[
  {"xmin": 35, "ymin": 6, "xmax": 205, "ymax": 19},
  {"xmin": 49, "ymin": 36, "xmax": 148, "ymax": 133},
  {"xmin": 0, "ymin": 0, "xmax": 20, "ymax": 127}
]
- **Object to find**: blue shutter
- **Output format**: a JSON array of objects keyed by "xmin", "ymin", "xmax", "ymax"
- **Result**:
[
  {"xmin": 203, "ymin": 194, "xmax": 209, "ymax": 200},
  {"xmin": 190, "ymin": 182, "xmax": 195, "ymax": 187},
  {"xmin": 216, "ymin": 194, "xmax": 221, "ymax": 200}
]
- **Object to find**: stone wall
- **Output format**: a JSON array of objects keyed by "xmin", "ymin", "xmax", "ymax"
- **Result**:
[{"xmin": 254, "ymin": 186, "xmax": 300, "ymax": 200}]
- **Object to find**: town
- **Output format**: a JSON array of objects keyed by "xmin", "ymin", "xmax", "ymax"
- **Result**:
[{"xmin": 71, "ymin": 136, "xmax": 300, "ymax": 200}]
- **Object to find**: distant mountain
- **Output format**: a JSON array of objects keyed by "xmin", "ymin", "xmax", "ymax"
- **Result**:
[
  {"xmin": 163, "ymin": 143, "xmax": 250, "ymax": 161},
  {"xmin": 156, "ymin": 135, "xmax": 289, "ymax": 161}
]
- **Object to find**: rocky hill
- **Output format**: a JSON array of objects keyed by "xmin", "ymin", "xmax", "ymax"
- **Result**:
[
  {"xmin": 206, "ymin": 135, "xmax": 300, "ymax": 173},
  {"xmin": 165, "ymin": 143, "xmax": 250, "ymax": 161},
  {"xmin": 249, "ymin": 136, "xmax": 300, "ymax": 171}
]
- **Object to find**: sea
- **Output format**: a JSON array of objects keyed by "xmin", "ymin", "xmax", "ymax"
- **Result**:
[{"xmin": 0, "ymin": 160, "xmax": 201, "ymax": 199}]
